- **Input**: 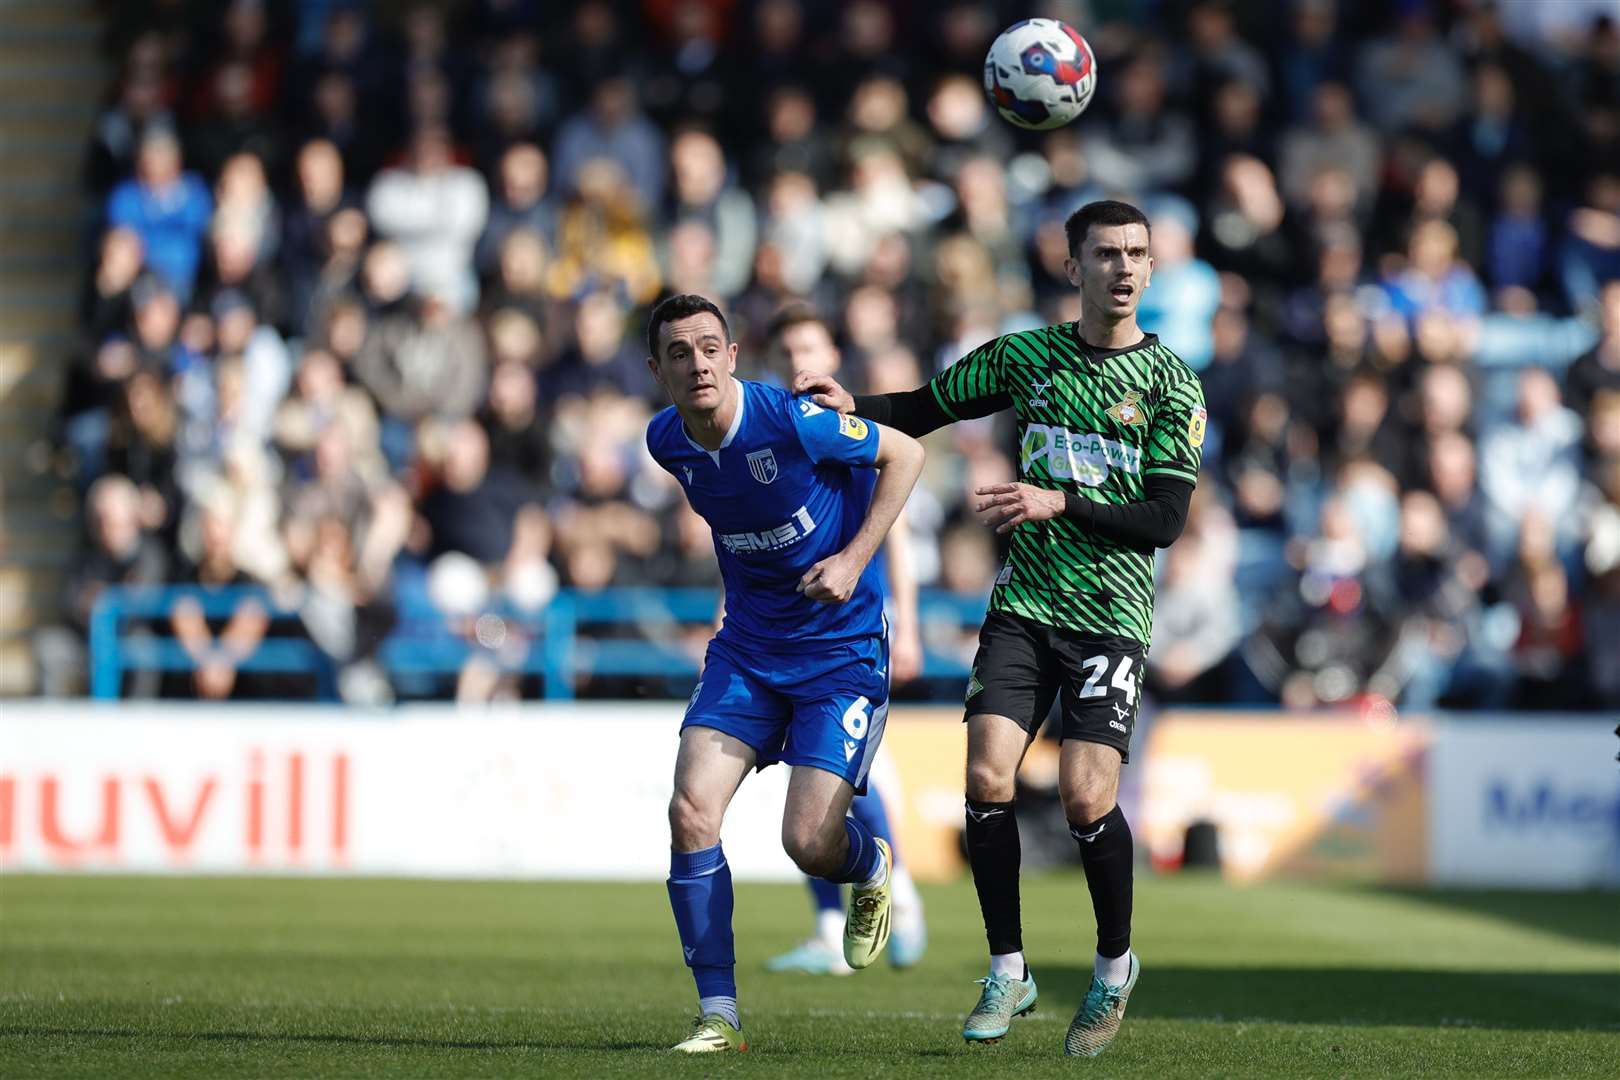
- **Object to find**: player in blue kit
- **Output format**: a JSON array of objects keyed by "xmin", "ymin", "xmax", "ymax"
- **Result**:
[
  {"xmin": 644, "ymin": 294, "xmax": 926, "ymax": 1053},
  {"xmin": 764, "ymin": 306, "xmax": 929, "ymax": 976}
]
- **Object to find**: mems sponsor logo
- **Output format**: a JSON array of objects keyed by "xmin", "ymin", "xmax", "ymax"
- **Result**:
[
  {"xmin": 1021, "ymin": 423, "xmax": 1141, "ymax": 486},
  {"xmin": 717, "ymin": 505, "xmax": 818, "ymax": 554}
]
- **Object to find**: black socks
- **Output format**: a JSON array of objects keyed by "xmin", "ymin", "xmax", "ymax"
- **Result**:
[
  {"xmin": 965, "ymin": 798, "xmax": 1022, "ymax": 955},
  {"xmin": 1070, "ymin": 804, "xmax": 1133, "ymax": 958}
]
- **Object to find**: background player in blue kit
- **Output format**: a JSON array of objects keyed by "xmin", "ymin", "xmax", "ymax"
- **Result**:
[
  {"xmin": 764, "ymin": 307, "xmax": 929, "ymax": 976},
  {"xmin": 643, "ymin": 294, "xmax": 926, "ymax": 1053}
]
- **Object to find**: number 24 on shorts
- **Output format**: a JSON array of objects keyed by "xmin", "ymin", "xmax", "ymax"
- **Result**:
[{"xmin": 1078, "ymin": 654, "xmax": 1138, "ymax": 705}]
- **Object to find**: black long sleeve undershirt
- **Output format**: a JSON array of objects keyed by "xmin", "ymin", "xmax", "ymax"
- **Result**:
[
  {"xmin": 1064, "ymin": 476, "xmax": 1194, "ymax": 550},
  {"xmin": 852, "ymin": 388, "xmax": 1009, "ymax": 438},
  {"xmin": 851, "ymin": 389, "xmax": 1194, "ymax": 549}
]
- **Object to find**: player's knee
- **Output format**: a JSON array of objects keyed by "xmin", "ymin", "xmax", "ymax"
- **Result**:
[
  {"xmin": 1060, "ymin": 780, "xmax": 1114, "ymax": 825},
  {"xmin": 781, "ymin": 819, "xmax": 838, "ymax": 876},
  {"xmin": 965, "ymin": 758, "xmax": 1016, "ymax": 803},
  {"xmin": 668, "ymin": 789, "xmax": 722, "ymax": 850}
]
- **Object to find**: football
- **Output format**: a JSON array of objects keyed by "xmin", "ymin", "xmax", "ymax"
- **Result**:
[{"xmin": 983, "ymin": 17, "xmax": 1098, "ymax": 130}]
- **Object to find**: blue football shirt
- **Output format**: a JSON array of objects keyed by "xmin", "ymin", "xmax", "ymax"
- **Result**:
[{"xmin": 647, "ymin": 379, "xmax": 883, "ymax": 648}]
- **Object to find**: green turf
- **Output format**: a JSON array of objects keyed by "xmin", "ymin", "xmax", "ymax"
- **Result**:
[{"xmin": 1, "ymin": 873, "xmax": 1615, "ymax": 1077}]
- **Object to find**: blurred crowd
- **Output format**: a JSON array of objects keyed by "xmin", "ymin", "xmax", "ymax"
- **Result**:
[{"xmin": 40, "ymin": 0, "xmax": 1620, "ymax": 709}]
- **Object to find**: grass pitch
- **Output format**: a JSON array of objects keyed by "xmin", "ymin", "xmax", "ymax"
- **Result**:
[{"xmin": 0, "ymin": 873, "xmax": 1615, "ymax": 1078}]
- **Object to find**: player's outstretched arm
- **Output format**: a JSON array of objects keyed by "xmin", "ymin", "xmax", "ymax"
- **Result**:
[
  {"xmin": 792, "ymin": 365, "xmax": 1010, "ymax": 439},
  {"xmin": 798, "ymin": 425, "xmax": 925, "ymax": 604}
]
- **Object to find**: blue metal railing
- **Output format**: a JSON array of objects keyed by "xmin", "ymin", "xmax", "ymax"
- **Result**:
[{"xmin": 89, "ymin": 584, "xmax": 990, "ymax": 701}]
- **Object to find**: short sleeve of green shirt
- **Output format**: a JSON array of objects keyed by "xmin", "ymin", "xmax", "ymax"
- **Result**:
[
  {"xmin": 1143, "ymin": 373, "xmax": 1206, "ymax": 485},
  {"xmin": 928, "ymin": 336, "xmax": 1005, "ymax": 420}
]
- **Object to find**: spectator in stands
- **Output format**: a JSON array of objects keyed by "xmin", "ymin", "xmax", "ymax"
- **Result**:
[
  {"xmin": 667, "ymin": 128, "xmax": 757, "ymax": 300},
  {"xmin": 1375, "ymin": 490, "xmax": 1488, "ymax": 708},
  {"xmin": 1581, "ymin": 459, "xmax": 1620, "ymax": 706},
  {"xmin": 480, "ymin": 358, "xmax": 550, "ymax": 489},
  {"xmin": 86, "ymin": 68, "xmax": 174, "ymax": 195},
  {"xmin": 84, "ymin": 226, "xmax": 145, "ymax": 344},
  {"xmin": 1199, "ymin": 155, "xmax": 1296, "ymax": 297},
  {"xmin": 107, "ymin": 368, "xmax": 182, "ymax": 541},
  {"xmin": 1199, "ymin": 305, "xmax": 1282, "ymax": 460},
  {"xmin": 1381, "ymin": 220, "xmax": 1486, "ymax": 322},
  {"xmin": 1505, "ymin": 513, "xmax": 1587, "ymax": 709},
  {"xmin": 353, "ymin": 288, "xmax": 488, "ymax": 426},
  {"xmin": 1135, "ymin": 198, "xmax": 1220, "ymax": 371},
  {"xmin": 1559, "ymin": 173, "xmax": 1620, "ymax": 312},
  {"xmin": 1082, "ymin": 49, "xmax": 1196, "ymax": 194},
  {"xmin": 296, "ymin": 69, "xmax": 381, "ymax": 186},
  {"xmin": 193, "ymin": 215, "xmax": 285, "ymax": 335},
  {"xmin": 303, "ymin": 207, "xmax": 369, "ymax": 333},
  {"xmin": 281, "ymin": 139, "xmax": 356, "ymax": 335},
  {"xmin": 36, "ymin": 475, "xmax": 168, "ymax": 696},
  {"xmin": 545, "ymin": 291, "xmax": 645, "ymax": 402},
  {"xmin": 1278, "ymin": 82, "xmax": 1380, "ymax": 215},
  {"xmin": 1566, "ymin": 279, "xmax": 1620, "ymax": 416},
  {"xmin": 366, "ymin": 125, "xmax": 490, "ymax": 314},
  {"xmin": 1149, "ymin": 535, "xmax": 1242, "ymax": 703},
  {"xmin": 416, "ymin": 419, "xmax": 554, "ymax": 607},
  {"xmin": 1355, "ymin": 8, "xmax": 1467, "ymax": 134},
  {"xmin": 273, "ymin": 347, "xmax": 384, "ymax": 484},
  {"xmin": 476, "ymin": 142, "xmax": 556, "ymax": 277},
  {"xmin": 106, "ymin": 125, "xmax": 212, "ymax": 301},
  {"xmin": 1487, "ymin": 164, "xmax": 1549, "ymax": 303},
  {"xmin": 553, "ymin": 76, "xmax": 665, "ymax": 212},
  {"xmin": 1254, "ymin": 494, "xmax": 1401, "ymax": 706},
  {"xmin": 1455, "ymin": 62, "xmax": 1536, "ymax": 207},
  {"xmin": 213, "ymin": 151, "xmax": 279, "ymax": 261},
  {"xmin": 547, "ymin": 158, "xmax": 662, "ymax": 305},
  {"xmin": 1480, "ymin": 369, "xmax": 1585, "ymax": 565},
  {"xmin": 169, "ymin": 494, "xmax": 270, "ymax": 700},
  {"xmin": 188, "ymin": 59, "xmax": 282, "ymax": 182}
]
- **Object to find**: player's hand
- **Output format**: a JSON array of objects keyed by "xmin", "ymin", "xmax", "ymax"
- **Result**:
[
  {"xmin": 975, "ymin": 483, "xmax": 1066, "ymax": 534},
  {"xmin": 797, "ymin": 552, "xmax": 861, "ymax": 603},
  {"xmin": 790, "ymin": 371, "xmax": 855, "ymax": 414}
]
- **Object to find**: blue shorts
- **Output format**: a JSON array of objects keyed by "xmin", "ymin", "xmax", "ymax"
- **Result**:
[{"xmin": 684, "ymin": 632, "xmax": 890, "ymax": 791}]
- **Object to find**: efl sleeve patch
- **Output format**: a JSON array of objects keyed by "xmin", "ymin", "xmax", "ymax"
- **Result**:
[
  {"xmin": 1188, "ymin": 407, "xmax": 1207, "ymax": 448},
  {"xmin": 838, "ymin": 414, "xmax": 870, "ymax": 440}
]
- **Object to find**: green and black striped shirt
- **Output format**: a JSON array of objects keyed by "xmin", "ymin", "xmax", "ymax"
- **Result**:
[{"xmin": 931, "ymin": 324, "xmax": 1205, "ymax": 646}]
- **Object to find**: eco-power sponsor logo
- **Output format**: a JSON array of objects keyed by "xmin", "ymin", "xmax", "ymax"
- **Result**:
[
  {"xmin": 717, "ymin": 505, "xmax": 817, "ymax": 554},
  {"xmin": 1021, "ymin": 423, "xmax": 1141, "ymax": 486}
]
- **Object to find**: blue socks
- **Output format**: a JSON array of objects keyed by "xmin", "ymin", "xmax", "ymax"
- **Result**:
[
  {"xmin": 668, "ymin": 843, "xmax": 738, "ymax": 1027},
  {"xmin": 851, "ymin": 789, "xmax": 899, "ymax": 860},
  {"xmin": 828, "ymin": 814, "xmax": 885, "ymax": 885},
  {"xmin": 807, "ymin": 790, "xmax": 901, "ymax": 911}
]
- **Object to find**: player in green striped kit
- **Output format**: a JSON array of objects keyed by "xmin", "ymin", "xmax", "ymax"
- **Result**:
[{"xmin": 794, "ymin": 201, "xmax": 1204, "ymax": 1057}]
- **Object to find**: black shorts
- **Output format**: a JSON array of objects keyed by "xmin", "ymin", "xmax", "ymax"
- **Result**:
[{"xmin": 963, "ymin": 610, "xmax": 1145, "ymax": 762}]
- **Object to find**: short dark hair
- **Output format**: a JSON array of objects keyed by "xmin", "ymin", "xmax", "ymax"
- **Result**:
[
  {"xmin": 766, "ymin": 304, "xmax": 832, "ymax": 345},
  {"xmin": 646, "ymin": 293, "xmax": 731, "ymax": 358},
  {"xmin": 1064, "ymin": 200, "xmax": 1151, "ymax": 258}
]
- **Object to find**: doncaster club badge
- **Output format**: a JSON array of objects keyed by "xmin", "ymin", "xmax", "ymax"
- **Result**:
[
  {"xmin": 1188, "ymin": 406, "xmax": 1207, "ymax": 448},
  {"xmin": 1106, "ymin": 390, "xmax": 1147, "ymax": 426}
]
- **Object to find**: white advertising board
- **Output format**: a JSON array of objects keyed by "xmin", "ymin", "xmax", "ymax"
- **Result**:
[
  {"xmin": 1427, "ymin": 719, "xmax": 1620, "ymax": 888},
  {"xmin": 0, "ymin": 703, "xmax": 799, "ymax": 880}
]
